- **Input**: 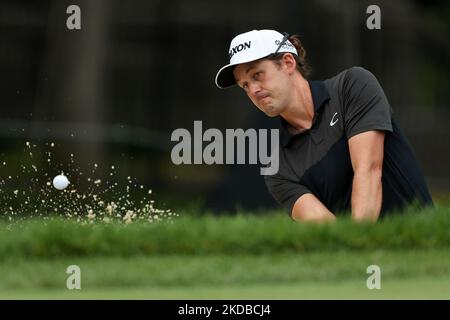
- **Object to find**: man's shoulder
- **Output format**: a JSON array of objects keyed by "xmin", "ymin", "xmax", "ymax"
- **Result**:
[
  {"xmin": 324, "ymin": 66, "xmax": 379, "ymax": 93},
  {"xmin": 327, "ymin": 66, "xmax": 375, "ymax": 83}
]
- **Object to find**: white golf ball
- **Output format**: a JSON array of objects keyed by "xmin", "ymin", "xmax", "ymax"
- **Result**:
[{"xmin": 52, "ymin": 174, "xmax": 70, "ymax": 190}]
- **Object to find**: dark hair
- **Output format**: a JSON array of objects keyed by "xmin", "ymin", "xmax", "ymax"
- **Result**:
[{"xmin": 267, "ymin": 34, "xmax": 312, "ymax": 79}]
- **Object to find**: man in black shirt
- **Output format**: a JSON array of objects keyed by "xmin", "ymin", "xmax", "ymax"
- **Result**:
[{"xmin": 215, "ymin": 29, "xmax": 433, "ymax": 222}]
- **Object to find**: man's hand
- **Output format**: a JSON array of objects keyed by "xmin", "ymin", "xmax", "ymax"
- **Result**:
[
  {"xmin": 348, "ymin": 130, "xmax": 385, "ymax": 222},
  {"xmin": 292, "ymin": 193, "xmax": 336, "ymax": 223}
]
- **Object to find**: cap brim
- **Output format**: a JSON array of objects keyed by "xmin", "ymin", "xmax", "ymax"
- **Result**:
[
  {"xmin": 215, "ymin": 51, "xmax": 277, "ymax": 89},
  {"xmin": 215, "ymin": 63, "xmax": 238, "ymax": 89}
]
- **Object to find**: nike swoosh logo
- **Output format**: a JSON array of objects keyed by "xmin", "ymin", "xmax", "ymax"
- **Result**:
[{"xmin": 330, "ymin": 112, "xmax": 339, "ymax": 126}]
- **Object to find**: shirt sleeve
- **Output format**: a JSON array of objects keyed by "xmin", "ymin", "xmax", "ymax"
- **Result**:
[
  {"xmin": 264, "ymin": 173, "xmax": 311, "ymax": 217},
  {"xmin": 342, "ymin": 67, "xmax": 393, "ymax": 139}
]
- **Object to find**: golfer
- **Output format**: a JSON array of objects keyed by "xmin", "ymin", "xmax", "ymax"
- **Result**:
[{"xmin": 215, "ymin": 29, "xmax": 433, "ymax": 222}]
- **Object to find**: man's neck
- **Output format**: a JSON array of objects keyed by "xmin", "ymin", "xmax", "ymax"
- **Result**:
[{"xmin": 280, "ymin": 76, "xmax": 315, "ymax": 134}]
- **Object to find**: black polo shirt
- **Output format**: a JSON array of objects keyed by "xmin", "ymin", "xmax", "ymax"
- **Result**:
[{"xmin": 265, "ymin": 66, "xmax": 433, "ymax": 217}]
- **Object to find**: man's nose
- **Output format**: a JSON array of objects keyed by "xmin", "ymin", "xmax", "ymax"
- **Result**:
[{"xmin": 248, "ymin": 82, "xmax": 261, "ymax": 96}]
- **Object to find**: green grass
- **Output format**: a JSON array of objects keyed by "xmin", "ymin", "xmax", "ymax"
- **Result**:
[
  {"xmin": 0, "ymin": 250, "xmax": 449, "ymax": 299},
  {"xmin": 0, "ymin": 205, "xmax": 448, "ymax": 258},
  {"xmin": 1, "ymin": 250, "xmax": 449, "ymax": 289},
  {"xmin": 3, "ymin": 276, "xmax": 449, "ymax": 299},
  {"xmin": 0, "ymin": 205, "xmax": 449, "ymax": 299}
]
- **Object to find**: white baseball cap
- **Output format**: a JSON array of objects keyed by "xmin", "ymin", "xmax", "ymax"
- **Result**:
[{"xmin": 215, "ymin": 29, "xmax": 298, "ymax": 89}]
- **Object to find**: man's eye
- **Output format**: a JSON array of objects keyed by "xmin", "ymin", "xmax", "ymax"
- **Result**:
[{"xmin": 253, "ymin": 72, "xmax": 261, "ymax": 80}]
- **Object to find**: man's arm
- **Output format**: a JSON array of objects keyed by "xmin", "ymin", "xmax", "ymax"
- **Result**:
[
  {"xmin": 292, "ymin": 193, "xmax": 336, "ymax": 223},
  {"xmin": 348, "ymin": 130, "xmax": 385, "ymax": 222}
]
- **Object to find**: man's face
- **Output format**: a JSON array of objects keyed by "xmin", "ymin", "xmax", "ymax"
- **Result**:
[{"xmin": 233, "ymin": 58, "xmax": 291, "ymax": 117}]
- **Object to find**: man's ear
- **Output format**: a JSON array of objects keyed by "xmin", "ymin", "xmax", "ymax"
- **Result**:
[{"xmin": 282, "ymin": 53, "xmax": 297, "ymax": 74}]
